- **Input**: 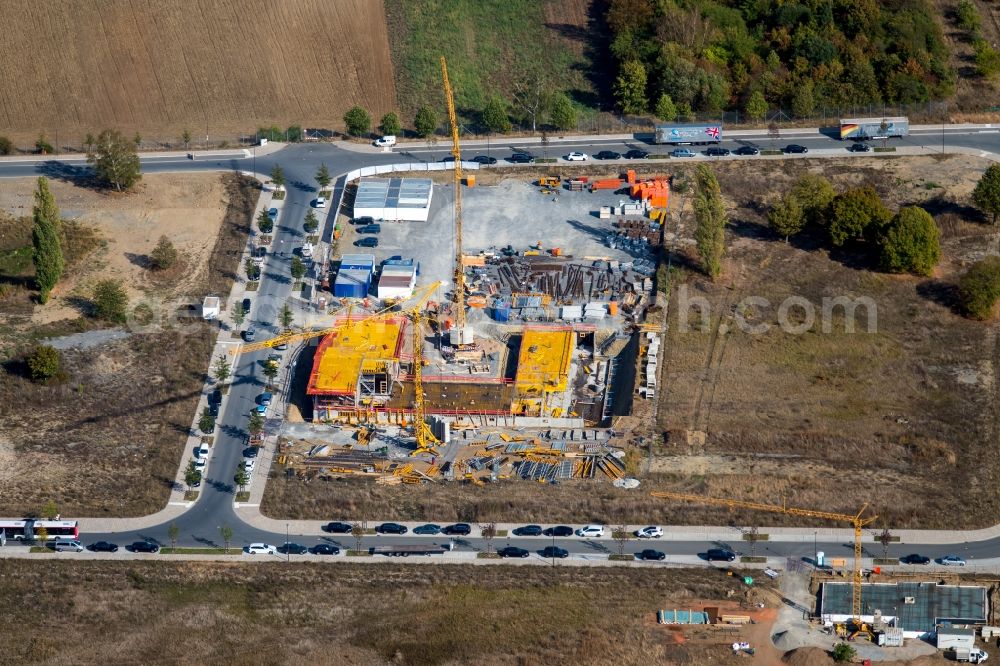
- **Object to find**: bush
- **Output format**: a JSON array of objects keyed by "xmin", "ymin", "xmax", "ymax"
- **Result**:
[
  {"xmin": 92, "ymin": 279, "xmax": 128, "ymax": 323},
  {"xmin": 0, "ymin": 136, "xmax": 12, "ymax": 155},
  {"xmin": 379, "ymin": 112, "xmax": 402, "ymax": 137},
  {"xmin": 959, "ymin": 256, "xmax": 1000, "ymax": 320},
  {"xmin": 831, "ymin": 642, "xmax": 856, "ymax": 663},
  {"xmin": 35, "ymin": 134, "xmax": 53, "ymax": 154},
  {"xmin": 344, "ymin": 106, "xmax": 371, "ymax": 136},
  {"xmin": 27, "ymin": 345, "xmax": 62, "ymax": 381},
  {"xmin": 879, "ymin": 206, "xmax": 941, "ymax": 276},
  {"xmin": 149, "ymin": 235, "xmax": 178, "ymax": 270},
  {"xmin": 258, "ymin": 125, "xmax": 282, "ymax": 142},
  {"xmin": 414, "ymin": 107, "xmax": 437, "ymax": 138}
]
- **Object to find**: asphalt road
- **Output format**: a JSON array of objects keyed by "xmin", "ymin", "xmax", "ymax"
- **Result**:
[{"xmin": 3, "ymin": 128, "xmax": 1000, "ymax": 562}]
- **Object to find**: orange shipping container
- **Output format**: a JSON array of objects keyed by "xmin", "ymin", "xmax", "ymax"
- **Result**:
[
  {"xmin": 627, "ymin": 169, "xmax": 636, "ymax": 184},
  {"xmin": 591, "ymin": 179, "xmax": 623, "ymax": 191}
]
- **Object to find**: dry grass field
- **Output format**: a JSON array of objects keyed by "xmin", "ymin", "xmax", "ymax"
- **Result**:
[
  {"xmin": 0, "ymin": 174, "xmax": 256, "ymax": 517},
  {"xmin": 0, "ymin": 0, "xmax": 396, "ymax": 145},
  {"xmin": 0, "ymin": 559, "xmax": 776, "ymax": 666}
]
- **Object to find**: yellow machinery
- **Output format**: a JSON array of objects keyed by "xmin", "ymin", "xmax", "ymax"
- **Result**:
[
  {"xmin": 650, "ymin": 491, "xmax": 877, "ymax": 620},
  {"xmin": 440, "ymin": 56, "xmax": 466, "ymax": 331},
  {"xmin": 410, "ymin": 306, "xmax": 439, "ymax": 457}
]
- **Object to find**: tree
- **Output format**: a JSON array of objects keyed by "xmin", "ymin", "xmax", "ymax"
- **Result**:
[
  {"xmin": 832, "ymin": 643, "xmax": 856, "ymax": 663},
  {"xmin": 303, "ymin": 210, "xmax": 319, "ymax": 233},
  {"xmin": 198, "ymin": 407, "xmax": 215, "ymax": 434},
  {"xmin": 36, "ymin": 134, "xmax": 53, "ymax": 154},
  {"xmin": 791, "ymin": 80, "xmax": 816, "ymax": 118},
  {"xmin": 676, "ymin": 101, "xmax": 693, "ymax": 122},
  {"xmin": 614, "ymin": 60, "xmax": 648, "ymax": 114},
  {"xmin": 343, "ymin": 106, "xmax": 371, "ymax": 136},
  {"xmin": 28, "ymin": 345, "xmax": 62, "ymax": 381},
  {"xmin": 92, "ymin": 280, "xmax": 128, "ymax": 323},
  {"xmin": 31, "ymin": 176, "xmax": 63, "ymax": 304},
  {"xmin": 351, "ymin": 522, "xmax": 365, "ymax": 554},
  {"xmin": 290, "ymin": 256, "xmax": 306, "ymax": 281},
  {"xmin": 655, "ymin": 93, "xmax": 677, "ymax": 121},
  {"xmin": 548, "ymin": 92, "xmax": 576, "ymax": 131},
  {"xmin": 768, "ymin": 195, "xmax": 805, "ymax": 240},
  {"xmin": 480, "ymin": 523, "xmax": 498, "ymax": 555},
  {"xmin": 83, "ymin": 133, "xmax": 95, "ymax": 153},
  {"xmin": 877, "ymin": 527, "xmax": 893, "ymax": 561},
  {"xmin": 959, "ymin": 257, "xmax": 1000, "ymax": 319},
  {"xmin": 270, "ymin": 165, "xmax": 286, "ymax": 189},
  {"xmin": 0, "ymin": 136, "xmax": 12, "ymax": 155},
  {"xmin": 257, "ymin": 209, "xmax": 274, "ymax": 234},
  {"xmin": 150, "ymin": 235, "xmax": 178, "ymax": 270},
  {"xmin": 973, "ymin": 164, "xmax": 1000, "ymax": 225},
  {"xmin": 234, "ymin": 465, "xmax": 250, "ymax": 493},
  {"xmin": 413, "ymin": 107, "xmax": 437, "ymax": 138},
  {"xmin": 612, "ymin": 525, "xmax": 631, "ymax": 558},
  {"xmin": 379, "ymin": 112, "xmax": 401, "ymax": 137},
  {"xmin": 219, "ymin": 524, "xmax": 233, "ymax": 553},
  {"xmin": 745, "ymin": 90, "xmax": 767, "ymax": 123},
  {"xmin": 511, "ymin": 68, "xmax": 550, "ymax": 132},
  {"xmin": 35, "ymin": 526, "xmax": 49, "ymax": 544},
  {"xmin": 215, "ymin": 354, "xmax": 231, "ymax": 383},
  {"xmin": 231, "ymin": 302, "xmax": 246, "ymax": 329},
  {"xmin": 168, "ymin": 522, "xmax": 179, "ymax": 549},
  {"xmin": 87, "ymin": 129, "xmax": 141, "ymax": 191},
  {"xmin": 133, "ymin": 132, "xmax": 142, "ymax": 147},
  {"xmin": 790, "ymin": 173, "xmax": 835, "ymax": 224},
  {"xmin": 694, "ymin": 164, "xmax": 727, "ymax": 278},
  {"xmin": 248, "ymin": 412, "xmax": 265, "ymax": 438},
  {"xmin": 280, "ymin": 302, "xmax": 294, "ymax": 330},
  {"xmin": 481, "ymin": 96, "xmax": 512, "ymax": 134},
  {"xmin": 880, "ymin": 206, "xmax": 941, "ymax": 276},
  {"xmin": 182, "ymin": 130, "xmax": 191, "ymax": 149},
  {"xmin": 245, "ymin": 257, "xmax": 260, "ymax": 282},
  {"xmin": 262, "ymin": 359, "xmax": 279, "ymax": 386},
  {"xmin": 41, "ymin": 500, "xmax": 59, "ymax": 520},
  {"xmin": 315, "ymin": 163, "xmax": 331, "ymax": 190},
  {"xmin": 828, "ymin": 186, "xmax": 892, "ymax": 246},
  {"xmin": 184, "ymin": 460, "xmax": 201, "ymax": 490}
]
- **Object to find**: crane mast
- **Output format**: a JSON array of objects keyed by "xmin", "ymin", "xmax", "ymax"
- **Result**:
[{"xmin": 440, "ymin": 56, "xmax": 466, "ymax": 331}]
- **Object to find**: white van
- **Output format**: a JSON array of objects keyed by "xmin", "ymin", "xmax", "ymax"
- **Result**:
[
  {"xmin": 373, "ymin": 135, "xmax": 397, "ymax": 148},
  {"xmin": 575, "ymin": 525, "xmax": 605, "ymax": 538},
  {"xmin": 53, "ymin": 540, "xmax": 84, "ymax": 552}
]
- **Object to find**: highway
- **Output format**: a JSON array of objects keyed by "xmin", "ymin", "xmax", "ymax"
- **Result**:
[{"xmin": 2, "ymin": 125, "xmax": 1000, "ymax": 564}]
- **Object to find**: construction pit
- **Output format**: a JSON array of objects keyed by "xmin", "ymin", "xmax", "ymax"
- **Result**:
[{"xmin": 277, "ymin": 170, "xmax": 669, "ymax": 486}]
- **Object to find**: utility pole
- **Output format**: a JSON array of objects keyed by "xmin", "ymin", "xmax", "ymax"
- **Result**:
[{"xmin": 286, "ymin": 522, "xmax": 289, "ymax": 562}]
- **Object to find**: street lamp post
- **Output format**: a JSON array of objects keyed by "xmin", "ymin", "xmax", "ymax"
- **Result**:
[
  {"xmin": 814, "ymin": 531, "xmax": 817, "ymax": 565},
  {"xmin": 286, "ymin": 522, "xmax": 289, "ymax": 563}
]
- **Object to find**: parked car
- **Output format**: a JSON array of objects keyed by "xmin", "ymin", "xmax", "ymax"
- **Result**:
[
  {"xmin": 783, "ymin": 144, "xmax": 809, "ymax": 154},
  {"xmin": 259, "ymin": 392, "xmax": 273, "ymax": 406},
  {"xmin": 274, "ymin": 342, "xmax": 288, "ymax": 351},
  {"xmin": 440, "ymin": 155, "xmax": 456, "ymax": 162},
  {"xmin": 512, "ymin": 525, "xmax": 543, "ymax": 537},
  {"xmin": 848, "ymin": 142, "xmax": 871, "ymax": 152},
  {"xmin": 131, "ymin": 541, "xmax": 160, "ymax": 554},
  {"xmin": 733, "ymin": 145, "xmax": 760, "ymax": 156},
  {"xmin": 323, "ymin": 521, "xmax": 353, "ymax": 534},
  {"xmin": 939, "ymin": 555, "xmax": 967, "ymax": 566},
  {"xmin": 373, "ymin": 135, "xmax": 397, "ymax": 147},
  {"xmin": 90, "ymin": 541, "xmax": 119, "ymax": 553},
  {"xmin": 498, "ymin": 546, "xmax": 530, "ymax": 558},
  {"xmin": 594, "ymin": 150, "xmax": 622, "ymax": 160},
  {"xmin": 671, "ymin": 148, "xmax": 696, "ymax": 158},
  {"xmin": 53, "ymin": 540, "xmax": 84, "ymax": 552},
  {"xmin": 193, "ymin": 444, "xmax": 210, "ymax": 461},
  {"xmin": 314, "ymin": 197, "xmax": 327, "ymax": 208},
  {"xmin": 624, "ymin": 149, "xmax": 649, "ymax": 159},
  {"xmin": 311, "ymin": 543, "xmax": 341, "ymax": 555},
  {"xmin": 353, "ymin": 216, "xmax": 375, "ymax": 226},
  {"xmin": 541, "ymin": 546, "xmax": 569, "ymax": 559},
  {"xmin": 209, "ymin": 389, "xmax": 222, "ymax": 405},
  {"xmin": 241, "ymin": 297, "xmax": 252, "ymax": 313},
  {"xmin": 705, "ymin": 548, "xmax": 737, "ymax": 562},
  {"xmin": 705, "ymin": 147, "xmax": 731, "ymax": 157},
  {"xmin": 542, "ymin": 525, "xmax": 574, "ymax": 537},
  {"xmin": 243, "ymin": 447, "xmax": 259, "ymax": 459},
  {"xmin": 193, "ymin": 458, "xmax": 207, "ymax": 474},
  {"xmin": 245, "ymin": 543, "xmax": 277, "ymax": 555},
  {"xmin": 277, "ymin": 542, "xmax": 309, "ymax": 555},
  {"xmin": 635, "ymin": 526, "xmax": 663, "ymax": 539},
  {"xmin": 357, "ymin": 224, "xmax": 382, "ymax": 235},
  {"xmin": 243, "ymin": 328, "xmax": 256, "ymax": 342},
  {"xmin": 267, "ymin": 207, "xmax": 278, "ymax": 219},
  {"xmin": 413, "ymin": 524, "xmax": 442, "ymax": 535},
  {"xmin": 508, "ymin": 152, "xmax": 534, "ymax": 163},
  {"xmin": 242, "ymin": 458, "xmax": 255, "ymax": 474},
  {"xmin": 442, "ymin": 523, "xmax": 471, "ymax": 536},
  {"xmin": 207, "ymin": 401, "xmax": 219, "ymax": 417},
  {"xmin": 471, "ymin": 155, "xmax": 497, "ymax": 165},
  {"xmin": 254, "ymin": 403, "xmax": 266, "ymax": 415},
  {"xmin": 565, "ymin": 151, "xmax": 588, "ymax": 161},
  {"xmin": 355, "ymin": 237, "xmax": 379, "ymax": 248},
  {"xmin": 900, "ymin": 554, "xmax": 930, "ymax": 565},
  {"xmin": 636, "ymin": 549, "xmax": 666, "ymax": 561},
  {"xmin": 575, "ymin": 525, "xmax": 605, "ymax": 538},
  {"xmin": 375, "ymin": 522, "xmax": 408, "ymax": 535}
]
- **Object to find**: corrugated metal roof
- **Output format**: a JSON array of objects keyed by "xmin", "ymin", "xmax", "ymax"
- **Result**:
[
  {"xmin": 821, "ymin": 583, "xmax": 988, "ymax": 634},
  {"xmin": 340, "ymin": 253, "xmax": 375, "ymax": 267},
  {"xmin": 355, "ymin": 177, "xmax": 432, "ymax": 211}
]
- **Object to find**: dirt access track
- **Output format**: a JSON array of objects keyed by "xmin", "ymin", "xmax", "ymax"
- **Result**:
[{"xmin": 0, "ymin": 173, "xmax": 256, "ymax": 517}]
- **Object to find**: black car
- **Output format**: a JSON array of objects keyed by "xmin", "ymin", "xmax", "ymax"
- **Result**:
[
  {"xmin": 594, "ymin": 150, "xmax": 622, "ymax": 160},
  {"xmin": 733, "ymin": 145, "xmax": 760, "ymax": 156},
  {"xmin": 353, "ymin": 216, "xmax": 375, "ymax": 226},
  {"xmin": 848, "ymin": 142, "xmax": 871, "ymax": 153},
  {"xmin": 375, "ymin": 522, "xmax": 408, "ymax": 535},
  {"xmin": 508, "ymin": 152, "xmax": 534, "ymax": 163},
  {"xmin": 541, "ymin": 546, "xmax": 569, "ymax": 559},
  {"xmin": 636, "ymin": 549, "xmax": 666, "ymax": 561},
  {"xmin": 243, "ymin": 446, "xmax": 259, "ymax": 459},
  {"xmin": 783, "ymin": 144, "xmax": 809, "ymax": 154},
  {"xmin": 498, "ymin": 546, "xmax": 530, "ymax": 558},
  {"xmin": 512, "ymin": 524, "xmax": 543, "ymax": 537},
  {"xmin": 900, "ymin": 553, "xmax": 930, "ymax": 565},
  {"xmin": 207, "ymin": 401, "xmax": 219, "ymax": 417},
  {"xmin": 472, "ymin": 155, "xmax": 497, "ymax": 165},
  {"xmin": 542, "ymin": 525, "xmax": 573, "ymax": 537},
  {"xmin": 278, "ymin": 542, "xmax": 309, "ymax": 555},
  {"xmin": 705, "ymin": 147, "xmax": 731, "ymax": 157},
  {"xmin": 442, "ymin": 523, "xmax": 471, "ymax": 536},
  {"xmin": 131, "ymin": 541, "xmax": 160, "ymax": 553},
  {"xmin": 323, "ymin": 521, "xmax": 353, "ymax": 534},
  {"xmin": 241, "ymin": 297, "xmax": 252, "ymax": 313},
  {"xmin": 209, "ymin": 389, "xmax": 222, "ymax": 405},
  {"xmin": 90, "ymin": 541, "xmax": 119, "ymax": 553},
  {"xmin": 624, "ymin": 149, "xmax": 649, "ymax": 159},
  {"xmin": 440, "ymin": 155, "xmax": 456, "ymax": 162},
  {"xmin": 357, "ymin": 224, "xmax": 381, "ymax": 235},
  {"xmin": 413, "ymin": 524, "xmax": 442, "ymax": 535},
  {"xmin": 705, "ymin": 548, "xmax": 737, "ymax": 562},
  {"xmin": 355, "ymin": 237, "xmax": 379, "ymax": 248},
  {"xmin": 311, "ymin": 543, "xmax": 341, "ymax": 555}
]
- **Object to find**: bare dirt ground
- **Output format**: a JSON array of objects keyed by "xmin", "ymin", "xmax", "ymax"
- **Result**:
[
  {"xmin": 0, "ymin": 174, "xmax": 256, "ymax": 517},
  {"xmin": 0, "ymin": 559, "xmax": 776, "ymax": 666},
  {"xmin": 0, "ymin": 0, "xmax": 396, "ymax": 146}
]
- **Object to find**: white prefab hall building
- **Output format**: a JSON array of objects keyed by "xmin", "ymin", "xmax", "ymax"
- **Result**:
[{"xmin": 353, "ymin": 177, "xmax": 433, "ymax": 222}]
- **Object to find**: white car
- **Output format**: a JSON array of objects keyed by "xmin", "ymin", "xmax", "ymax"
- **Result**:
[
  {"xmin": 193, "ymin": 445, "xmax": 210, "ymax": 461},
  {"xmin": 565, "ymin": 151, "xmax": 588, "ymax": 161},
  {"xmin": 315, "ymin": 197, "xmax": 327, "ymax": 209},
  {"xmin": 373, "ymin": 135, "xmax": 397, "ymax": 147},
  {"xmin": 575, "ymin": 525, "xmax": 605, "ymax": 538},
  {"xmin": 245, "ymin": 543, "xmax": 277, "ymax": 555},
  {"xmin": 243, "ymin": 458, "xmax": 256, "ymax": 474},
  {"xmin": 635, "ymin": 526, "xmax": 663, "ymax": 539},
  {"xmin": 193, "ymin": 458, "xmax": 207, "ymax": 473},
  {"xmin": 939, "ymin": 555, "xmax": 967, "ymax": 566}
]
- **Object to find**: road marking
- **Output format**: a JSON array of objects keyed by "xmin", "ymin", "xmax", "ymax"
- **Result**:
[{"xmin": 979, "ymin": 130, "xmax": 1000, "ymax": 134}]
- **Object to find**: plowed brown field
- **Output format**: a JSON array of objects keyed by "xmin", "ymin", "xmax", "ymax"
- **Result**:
[{"xmin": 0, "ymin": 0, "xmax": 396, "ymax": 144}]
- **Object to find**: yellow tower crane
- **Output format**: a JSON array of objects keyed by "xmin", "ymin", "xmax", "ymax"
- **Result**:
[
  {"xmin": 440, "ymin": 56, "xmax": 466, "ymax": 332},
  {"xmin": 409, "ymin": 307, "xmax": 438, "ymax": 457},
  {"xmin": 650, "ymin": 491, "xmax": 877, "ymax": 621}
]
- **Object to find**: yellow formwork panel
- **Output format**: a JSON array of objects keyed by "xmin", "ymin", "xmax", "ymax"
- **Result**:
[
  {"xmin": 309, "ymin": 317, "xmax": 405, "ymax": 395},
  {"xmin": 514, "ymin": 328, "xmax": 574, "ymax": 394}
]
